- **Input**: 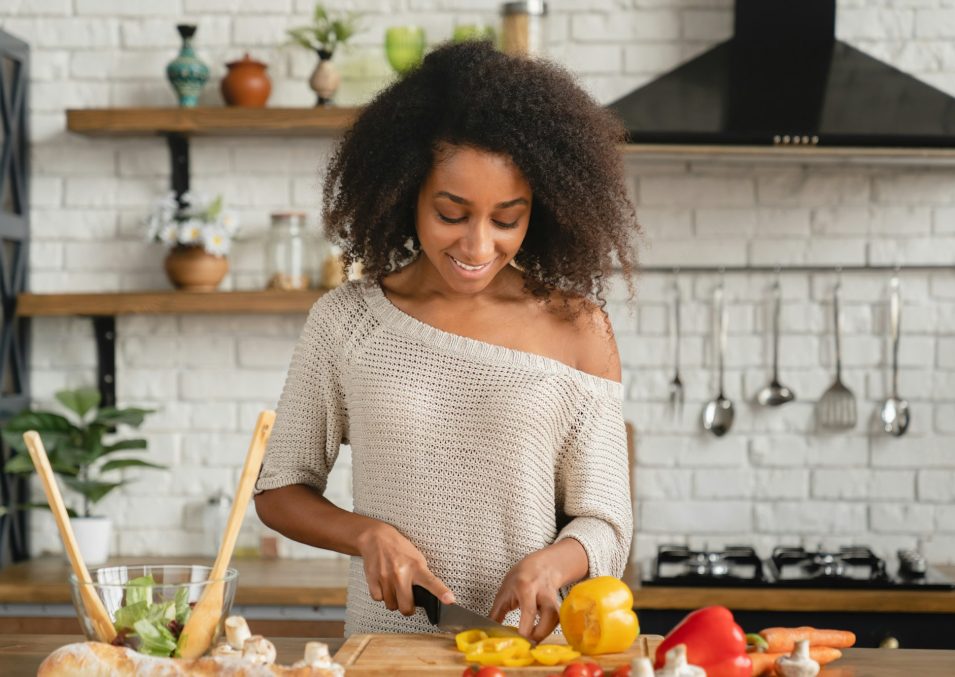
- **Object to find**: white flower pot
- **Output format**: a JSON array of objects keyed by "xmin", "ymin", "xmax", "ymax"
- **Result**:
[{"xmin": 68, "ymin": 516, "xmax": 112, "ymax": 565}]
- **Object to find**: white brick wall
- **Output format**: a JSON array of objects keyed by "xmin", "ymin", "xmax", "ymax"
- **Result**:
[{"xmin": 4, "ymin": 0, "xmax": 955, "ymax": 563}]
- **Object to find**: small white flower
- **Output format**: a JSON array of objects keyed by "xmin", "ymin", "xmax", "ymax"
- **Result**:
[
  {"xmin": 178, "ymin": 219, "xmax": 203, "ymax": 244},
  {"xmin": 202, "ymin": 225, "xmax": 230, "ymax": 256},
  {"xmin": 219, "ymin": 211, "xmax": 240, "ymax": 236},
  {"xmin": 158, "ymin": 222, "xmax": 179, "ymax": 246}
]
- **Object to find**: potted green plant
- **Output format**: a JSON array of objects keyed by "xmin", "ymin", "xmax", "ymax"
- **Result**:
[
  {"xmin": 287, "ymin": 3, "xmax": 363, "ymax": 105},
  {"xmin": 2, "ymin": 387, "xmax": 163, "ymax": 564}
]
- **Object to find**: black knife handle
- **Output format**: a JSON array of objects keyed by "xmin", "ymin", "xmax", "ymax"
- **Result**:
[{"xmin": 412, "ymin": 584, "xmax": 441, "ymax": 625}]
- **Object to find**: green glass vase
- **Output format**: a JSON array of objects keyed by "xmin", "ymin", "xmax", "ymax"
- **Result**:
[{"xmin": 166, "ymin": 24, "xmax": 209, "ymax": 108}]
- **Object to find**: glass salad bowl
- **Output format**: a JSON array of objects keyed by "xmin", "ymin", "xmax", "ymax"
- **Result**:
[{"xmin": 69, "ymin": 564, "xmax": 239, "ymax": 656}]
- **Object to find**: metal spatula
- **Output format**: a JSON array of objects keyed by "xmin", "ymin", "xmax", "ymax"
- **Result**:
[{"xmin": 818, "ymin": 282, "xmax": 857, "ymax": 430}]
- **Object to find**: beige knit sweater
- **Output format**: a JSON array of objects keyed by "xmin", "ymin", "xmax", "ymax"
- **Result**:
[{"xmin": 255, "ymin": 281, "xmax": 633, "ymax": 636}]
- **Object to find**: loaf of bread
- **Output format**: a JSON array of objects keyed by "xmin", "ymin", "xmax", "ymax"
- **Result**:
[{"xmin": 37, "ymin": 641, "xmax": 345, "ymax": 676}]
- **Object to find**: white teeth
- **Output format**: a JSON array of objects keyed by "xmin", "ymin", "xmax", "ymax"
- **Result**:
[{"xmin": 450, "ymin": 256, "xmax": 490, "ymax": 272}]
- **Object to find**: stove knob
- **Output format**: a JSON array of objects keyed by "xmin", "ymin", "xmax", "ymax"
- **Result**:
[
  {"xmin": 898, "ymin": 549, "xmax": 928, "ymax": 576},
  {"xmin": 880, "ymin": 637, "xmax": 899, "ymax": 649}
]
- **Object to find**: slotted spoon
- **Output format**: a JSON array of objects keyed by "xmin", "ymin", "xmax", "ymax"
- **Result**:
[{"xmin": 818, "ymin": 281, "xmax": 857, "ymax": 430}]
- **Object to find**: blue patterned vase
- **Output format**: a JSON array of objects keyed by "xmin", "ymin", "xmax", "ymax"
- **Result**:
[{"xmin": 166, "ymin": 24, "xmax": 209, "ymax": 107}]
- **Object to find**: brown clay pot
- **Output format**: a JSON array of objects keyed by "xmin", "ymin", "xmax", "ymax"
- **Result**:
[
  {"xmin": 164, "ymin": 245, "xmax": 229, "ymax": 291},
  {"xmin": 221, "ymin": 53, "xmax": 271, "ymax": 107}
]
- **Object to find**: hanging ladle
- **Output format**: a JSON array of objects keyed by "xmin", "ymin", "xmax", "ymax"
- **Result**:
[
  {"xmin": 702, "ymin": 283, "xmax": 734, "ymax": 436},
  {"xmin": 757, "ymin": 278, "xmax": 796, "ymax": 407}
]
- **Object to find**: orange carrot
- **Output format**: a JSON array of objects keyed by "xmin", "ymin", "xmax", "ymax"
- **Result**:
[
  {"xmin": 759, "ymin": 626, "xmax": 856, "ymax": 653},
  {"xmin": 749, "ymin": 647, "xmax": 843, "ymax": 676}
]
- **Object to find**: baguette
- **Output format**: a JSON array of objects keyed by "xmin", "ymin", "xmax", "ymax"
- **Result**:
[{"xmin": 37, "ymin": 641, "xmax": 344, "ymax": 677}]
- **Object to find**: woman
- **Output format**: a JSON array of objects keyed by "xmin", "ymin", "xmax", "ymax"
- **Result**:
[{"xmin": 254, "ymin": 41, "xmax": 638, "ymax": 641}]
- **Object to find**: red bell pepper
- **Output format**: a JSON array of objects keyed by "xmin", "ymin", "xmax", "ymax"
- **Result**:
[{"xmin": 654, "ymin": 606, "xmax": 752, "ymax": 677}]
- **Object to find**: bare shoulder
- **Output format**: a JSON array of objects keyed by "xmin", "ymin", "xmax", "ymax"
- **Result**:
[{"xmin": 555, "ymin": 295, "xmax": 621, "ymax": 383}]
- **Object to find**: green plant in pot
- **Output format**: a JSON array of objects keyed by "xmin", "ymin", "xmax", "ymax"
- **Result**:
[
  {"xmin": 2, "ymin": 387, "xmax": 163, "ymax": 565},
  {"xmin": 287, "ymin": 3, "xmax": 363, "ymax": 105}
]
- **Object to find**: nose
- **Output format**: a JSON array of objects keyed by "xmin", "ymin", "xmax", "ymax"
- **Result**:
[{"xmin": 459, "ymin": 220, "xmax": 495, "ymax": 262}]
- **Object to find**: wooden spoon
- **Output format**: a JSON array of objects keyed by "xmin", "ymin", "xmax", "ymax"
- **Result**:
[
  {"xmin": 23, "ymin": 430, "xmax": 117, "ymax": 643},
  {"xmin": 177, "ymin": 409, "xmax": 275, "ymax": 659}
]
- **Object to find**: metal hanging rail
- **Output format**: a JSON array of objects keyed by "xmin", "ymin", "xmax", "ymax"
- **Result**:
[{"xmin": 638, "ymin": 263, "xmax": 954, "ymax": 274}]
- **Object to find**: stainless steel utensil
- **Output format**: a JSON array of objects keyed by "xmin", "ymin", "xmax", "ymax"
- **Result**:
[
  {"xmin": 880, "ymin": 275, "xmax": 910, "ymax": 436},
  {"xmin": 817, "ymin": 281, "xmax": 857, "ymax": 430},
  {"xmin": 668, "ymin": 275, "xmax": 685, "ymax": 417},
  {"xmin": 412, "ymin": 585, "xmax": 521, "ymax": 638},
  {"xmin": 757, "ymin": 280, "xmax": 796, "ymax": 406},
  {"xmin": 702, "ymin": 284, "xmax": 734, "ymax": 436}
]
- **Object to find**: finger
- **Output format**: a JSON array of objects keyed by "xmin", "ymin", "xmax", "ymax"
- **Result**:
[
  {"xmin": 380, "ymin": 578, "xmax": 398, "ymax": 611},
  {"xmin": 532, "ymin": 597, "xmax": 560, "ymax": 643},
  {"xmin": 417, "ymin": 569, "xmax": 455, "ymax": 605},
  {"xmin": 489, "ymin": 590, "xmax": 516, "ymax": 623},
  {"xmin": 395, "ymin": 571, "xmax": 416, "ymax": 616},
  {"xmin": 367, "ymin": 577, "xmax": 384, "ymax": 603},
  {"xmin": 516, "ymin": 591, "xmax": 539, "ymax": 639}
]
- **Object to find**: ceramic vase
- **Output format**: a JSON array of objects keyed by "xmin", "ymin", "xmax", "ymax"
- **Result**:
[
  {"xmin": 164, "ymin": 245, "xmax": 229, "ymax": 291},
  {"xmin": 166, "ymin": 24, "xmax": 210, "ymax": 108},
  {"xmin": 221, "ymin": 53, "xmax": 271, "ymax": 107},
  {"xmin": 309, "ymin": 49, "xmax": 341, "ymax": 106},
  {"xmin": 69, "ymin": 516, "xmax": 112, "ymax": 566}
]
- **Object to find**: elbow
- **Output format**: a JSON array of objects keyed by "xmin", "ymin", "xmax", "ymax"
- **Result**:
[{"xmin": 253, "ymin": 491, "xmax": 277, "ymax": 530}]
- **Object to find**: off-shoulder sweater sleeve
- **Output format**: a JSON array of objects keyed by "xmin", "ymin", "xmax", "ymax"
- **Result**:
[
  {"xmin": 553, "ymin": 389, "xmax": 633, "ymax": 579},
  {"xmin": 255, "ymin": 292, "xmax": 350, "ymax": 494}
]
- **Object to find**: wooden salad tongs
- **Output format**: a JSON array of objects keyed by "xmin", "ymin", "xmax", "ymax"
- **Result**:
[
  {"xmin": 177, "ymin": 409, "xmax": 275, "ymax": 659},
  {"xmin": 23, "ymin": 430, "xmax": 117, "ymax": 643}
]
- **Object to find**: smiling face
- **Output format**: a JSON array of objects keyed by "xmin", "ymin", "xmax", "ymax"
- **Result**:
[{"xmin": 414, "ymin": 144, "xmax": 532, "ymax": 295}]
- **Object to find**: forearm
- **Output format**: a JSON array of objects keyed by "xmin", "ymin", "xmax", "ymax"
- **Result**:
[
  {"xmin": 543, "ymin": 537, "xmax": 589, "ymax": 588},
  {"xmin": 254, "ymin": 484, "xmax": 390, "ymax": 557}
]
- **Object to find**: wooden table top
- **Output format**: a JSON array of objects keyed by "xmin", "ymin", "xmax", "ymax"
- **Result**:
[
  {"xmin": 2, "ymin": 634, "xmax": 953, "ymax": 677},
  {"xmin": 1, "ymin": 556, "xmax": 954, "ymax": 613}
]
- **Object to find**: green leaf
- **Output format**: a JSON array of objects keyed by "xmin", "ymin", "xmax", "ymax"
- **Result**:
[
  {"xmin": 174, "ymin": 587, "xmax": 191, "ymax": 625},
  {"xmin": 2, "ymin": 412, "xmax": 76, "ymax": 453},
  {"xmin": 100, "ymin": 458, "xmax": 166, "ymax": 473},
  {"xmin": 19, "ymin": 502, "xmax": 78, "ymax": 518},
  {"xmin": 3, "ymin": 453, "xmax": 35, "ymax": 474},
  {"xmin": 133, "ymin": 618, "xmax": 177, "ymax": 657},
  {"xmin": 103, "ymin": 438, "xmax": 148, "ymax": 453},
  {"xmin": 114, "ymin": 600, "xmax": 150, "ymax": 631},
  {"xmin": 125, "ymin": 575, "xmax": 155, "ymax": 606},
  {"xmin": 93, "ymin": 407, "xmax": 154, "ymax": 428},
  {"xmin": 55, "ymin": 388, "xmax": 101, "ymax": 419},
  {"xmin": 313, "ymin": 4, "xmax": 327, "ymax": 22},
  {"xmin": 61, "ymin": 477, "xmax": 126, "ymax": 505}
]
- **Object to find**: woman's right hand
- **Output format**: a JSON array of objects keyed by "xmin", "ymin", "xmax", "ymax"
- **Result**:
[{"xmin": 356, "ymin": 522, "xmax": 455, "ymax": 616}]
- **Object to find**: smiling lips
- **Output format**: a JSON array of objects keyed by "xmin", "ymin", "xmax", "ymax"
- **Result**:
[{"xmin": 448, "ymin": 254, "xmax": 494, "ymax": 274}]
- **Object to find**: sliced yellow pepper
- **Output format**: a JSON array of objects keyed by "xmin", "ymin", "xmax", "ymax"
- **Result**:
[
  {"xmin": 530, "ymin": 644, "xmax": 582, "ymax": 666},
  {"xmin": 559, "ymin": 576, "xmax": 640, "ymax": 655},
  {"xmin": 455, "ymin": 629, "xmax": 488, "ymax": 653},
  {"xmin": 464, "ymin": 636, "xmax": 532, "ymax": 666}
]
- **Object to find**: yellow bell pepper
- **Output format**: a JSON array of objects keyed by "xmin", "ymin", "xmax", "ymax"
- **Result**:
[
  {"xmin": 463, "ymin": 636, "xmax": 532, "ymax": 666},
  {"xmin": 455, "ymin": 629, "xmax": 488, "ymax": 652},
  {"xmin": 530, "ymin": 644, "xmax": 582, "ymax": 666},
  {"xmin": 559, "ymin": 576, "xmax": 640, "ymax": 655}
]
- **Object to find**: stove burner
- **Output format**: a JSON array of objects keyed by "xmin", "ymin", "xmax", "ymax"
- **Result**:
[
  {"xmin": 688, "ymin": 552, "xmax": 731, "ymax": 577},
  {"xmin": 650, "ymin": 545, "xmax": 765, "ymax": 585},
  {"xmin": 807, "ymin": 552, "xmax": 846, "ymax": 578},
  {"xmin": 772, "ymin": 545, "xmax": 889, "ymax": 584}
]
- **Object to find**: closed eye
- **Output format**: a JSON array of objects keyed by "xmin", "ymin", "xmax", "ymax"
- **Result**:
[
  {"xmin": 494, "ymin": 219, "xmax": 518, "ymax": 229},
  {"xmin": 437, "ymin": 213, "xmax": 467, "ymax": 224}
]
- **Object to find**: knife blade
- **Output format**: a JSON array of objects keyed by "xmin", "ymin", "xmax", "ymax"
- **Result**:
[{"xmin": 412, "ymin": 585, "xmax": 522, "ymax": 637}]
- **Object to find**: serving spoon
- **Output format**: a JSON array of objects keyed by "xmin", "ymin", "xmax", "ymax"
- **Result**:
[
  {"xmin": 702, "ymin": 284, "xmax": 734, "ymax": 436},
  {"xmin": 177, "ymin": 409, "xmax": 275, "ymax": 658},
  {"xmin": 23, "ymin": 430, "xmax": 117, "ymax": 643},
  {"xmin": 756, "ymin": 280, "xmax": 796, "ymax": 407},
  {"xmin": 880, "ymin": 275, "xmax": 910, "ymax": 436}
]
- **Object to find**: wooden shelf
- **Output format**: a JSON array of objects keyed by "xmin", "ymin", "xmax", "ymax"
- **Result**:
[
  {"xmin": 16, "ymin": 289, "xmax": 327, "ymax": 317},
  {"xmin": 66, "ymin": 107, "xmax": 360, "ymax": 137}
]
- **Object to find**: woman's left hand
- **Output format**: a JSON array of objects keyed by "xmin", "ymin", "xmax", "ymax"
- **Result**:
[{"xmin": 489, "ymin": 538, "xmax": 588, "ymax": 642}]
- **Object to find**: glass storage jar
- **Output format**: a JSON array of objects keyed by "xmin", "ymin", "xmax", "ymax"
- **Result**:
[
  {"xmin": 266, "ymin": 211, "xmax": 312, "ymax": 290},
  {"xmin": 500, "ymin": 1, "xmax": 547, "ymax": 56}
]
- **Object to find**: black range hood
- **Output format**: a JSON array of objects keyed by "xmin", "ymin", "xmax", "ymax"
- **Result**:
[{"xmin": 608, "ymin": 0, "xmax": 955, "ymax": 148}]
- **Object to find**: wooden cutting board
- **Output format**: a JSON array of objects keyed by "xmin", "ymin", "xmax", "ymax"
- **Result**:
[{"xmin": 334, "ymin": 633, "xmax": 663, "ymax": 676}]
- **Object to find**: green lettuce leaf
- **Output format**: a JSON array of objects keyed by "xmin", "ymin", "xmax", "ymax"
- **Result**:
[
  {"xmin": 113, "ymin": 600, "xmax": 149, "ymax": 631},
  {"xmin": 125, "ymin": 575, "xmax": 155, "ymax": 606},
  {"xmin": 174, "ymin": 586, "xmax": 191, "ymax": 625},
  {"xmin": 132, "ymin": 618, "xmax": 177, "ymax": 657}
]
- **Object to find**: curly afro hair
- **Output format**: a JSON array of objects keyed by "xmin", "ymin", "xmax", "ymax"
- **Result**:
[{"xmin": 322, "ymin": 40, "xmax": 638, "ymax": 309}]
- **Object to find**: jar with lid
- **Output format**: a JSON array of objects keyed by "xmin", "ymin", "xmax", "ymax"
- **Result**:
[
  {"xmin": 266, "ymin": 211, "xmax": 312, "ymax": 290},
  {"xmin": 201, "ymin": 490, "xmax": 231, "ymax": 557},
  {"xmin": 500, "ymin": 1, "xmax": 547, "ymax": 56}
]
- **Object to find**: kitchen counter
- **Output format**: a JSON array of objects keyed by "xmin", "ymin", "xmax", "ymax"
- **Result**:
[
  {"xmin": 1, "ymin": 557, "xmax": 954, "ymax": 613},
  {"xmin": 2, "ymin": 634, "xmax": 954, "ymax": 676}
]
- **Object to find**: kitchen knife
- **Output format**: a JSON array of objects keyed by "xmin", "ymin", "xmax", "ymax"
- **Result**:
[{"xmin": 412, "ymin": 585, "xmax": 522, "ymax": 637}]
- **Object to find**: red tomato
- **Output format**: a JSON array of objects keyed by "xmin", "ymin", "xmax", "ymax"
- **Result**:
[
  {"xmin": 610, "ymin": 666, "xmax": 631, "ymax": 677},
  {"xmin": 562, "ymin": 664, "xmax": 592, "ymax": 677},
  {"xmin": 584, "ymin": 663, "xmax": 604, "ymax": 677},
  {"xmin": 475, "ymin": 668, "xmax": 505, "ymax": 677}
]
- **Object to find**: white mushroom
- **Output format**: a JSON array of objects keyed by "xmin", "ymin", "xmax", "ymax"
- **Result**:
[
  {"xmin": 629, "ymin": 656, "xmax": 655, "ymax": 677},
  {"xmin": 775, "ymin": 639, "xmax": 820, "ymax": 677},
  {"xmin": 303, "ymin": 641, "xmax": 333, "ymax": 666},
  {"xmin": 224, "ymin": 615, "xmax": 252, "ymax": 651},
  {"xmin": 210, "ymin": 642, "xmax": 242, "ymax": 659},
  {"xmin": 655, "ymin": 644, "xmax": 706, "ymax": 677},
  {"xmin": 241, "ymin": 635, "xmax": 277, "ymax": 666}
]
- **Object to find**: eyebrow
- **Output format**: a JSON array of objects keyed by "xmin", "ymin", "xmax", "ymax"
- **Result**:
[{"xmin": 434, "ymin": 191, "xmax": 529, "ymax": 209}]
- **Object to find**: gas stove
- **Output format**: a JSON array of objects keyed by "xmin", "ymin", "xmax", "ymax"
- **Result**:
[{"xmin": 643, "ymin": 545, "xmax": 955, "ymax": 590}]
